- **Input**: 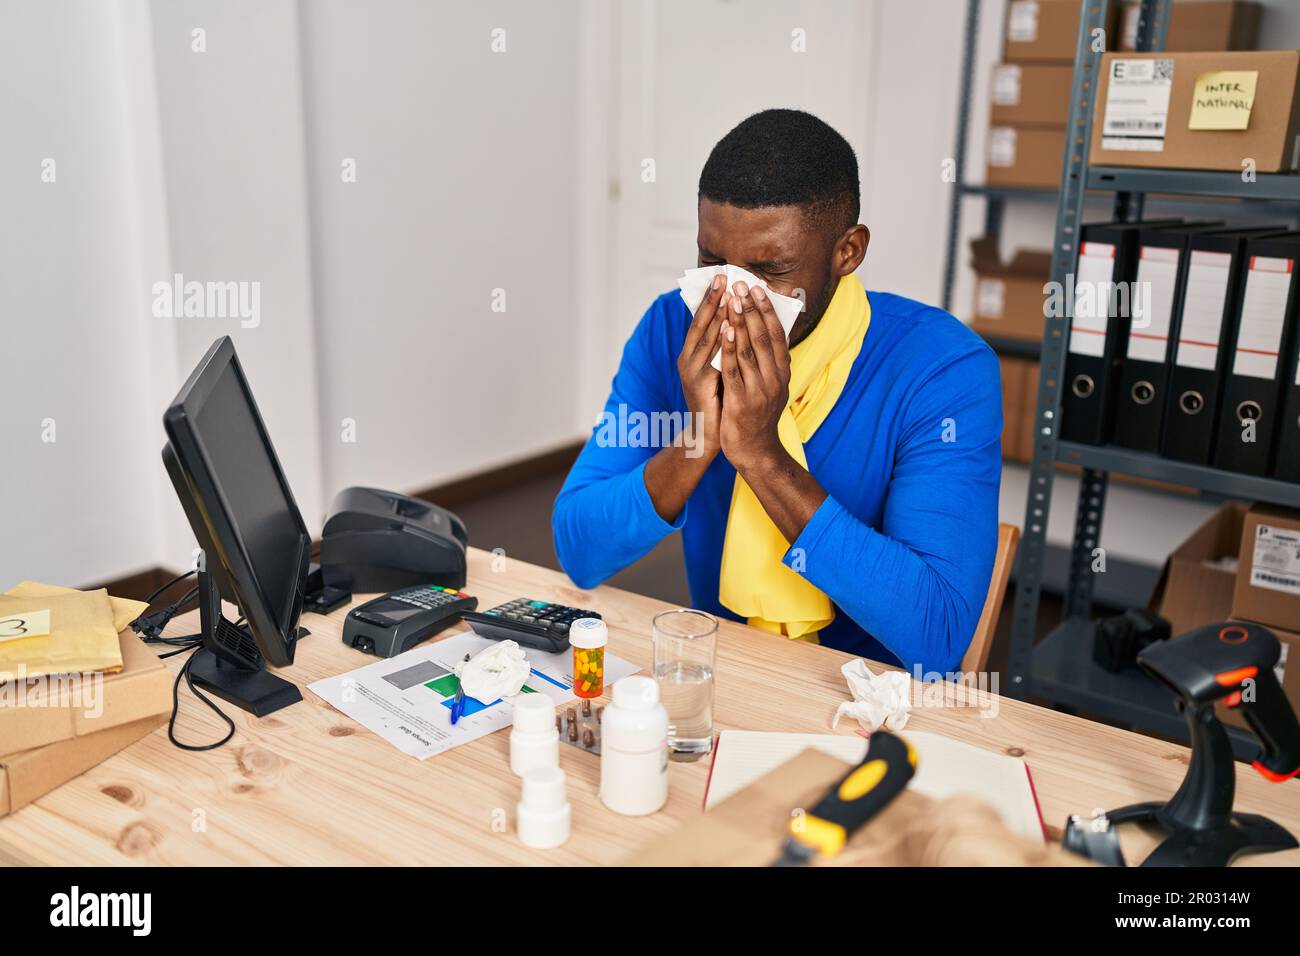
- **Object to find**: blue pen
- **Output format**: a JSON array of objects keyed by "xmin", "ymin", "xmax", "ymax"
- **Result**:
[{"xmin": 450, "ymin": 654, "xmax": 470, "ymax": 725}]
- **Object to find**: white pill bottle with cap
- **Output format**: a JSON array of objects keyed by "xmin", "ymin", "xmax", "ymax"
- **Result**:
[
  {"xmin": 510, "ymin": 692, "xmax": 559, "ymax": 776},
  {"xmin": 600, "ymin": 675, "xmax": 669, "ymax": 816}
]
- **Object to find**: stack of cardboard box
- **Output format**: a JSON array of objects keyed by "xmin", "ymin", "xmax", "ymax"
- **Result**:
[
  {"xmin": 988, "ymin": 0, "xmax": 1263, "ymax": 188},
  {"xmin": 986, "ymin": 0, "xmax": 1093, "ymax": 189},
  {"xmin": 998, "ymin": 355, "xmax": 1040, "ymax": 464},
  {"xmin": 967, "ymin": 237, "xmax": 1048, "ymax": 461},
  {"xmin": 1150, "ymin": 502, "xmax": 1300, "ymax": 731},
  {"xmin": 0, "ymin": 628, "xmax": 172, "ymax": 818}
]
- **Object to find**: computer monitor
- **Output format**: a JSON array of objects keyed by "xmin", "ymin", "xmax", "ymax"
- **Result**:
[{"xmin": 162, "ymin": 336, "xmax": 312, "ymax": 715}]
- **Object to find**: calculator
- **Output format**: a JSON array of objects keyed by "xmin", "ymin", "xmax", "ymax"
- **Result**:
[
  {"xmin": 342, "ymin": 584, "xmax": 478, "ymax": 658},
  {"xmin": 461, "ymin": 598, "xmax": 601, "ymax": 654}
]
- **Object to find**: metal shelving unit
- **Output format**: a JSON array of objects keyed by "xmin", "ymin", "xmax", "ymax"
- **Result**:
[
  {"xmin": 1005, "ymin": 0, "xmax": 1300, "ymax": 762},
  {"xmin": 939, "ymin": 0, "xmax": 1161, "ymax": 604},
  {"xmin": 1088, "ymin": 166, "xmax": 1300, "ymax": 201}
]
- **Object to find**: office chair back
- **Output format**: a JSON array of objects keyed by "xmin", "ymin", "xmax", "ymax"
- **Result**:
[{"xmin": 960, "ymin": 522, "xmax": 1020, "ymax": 676}]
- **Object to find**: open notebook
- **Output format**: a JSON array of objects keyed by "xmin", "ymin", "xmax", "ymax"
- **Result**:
[{"xmin": 705, "ymin": 730, "xmax": 1047, "ymax": 842}]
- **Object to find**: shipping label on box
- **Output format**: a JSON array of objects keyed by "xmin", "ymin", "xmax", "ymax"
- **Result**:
[
  {"xmin": 978, "ymin": 278, "xmax": 1006, "ymax": 318},
  {"xmin": 1250, "ymin": 523, "xmax": 1300, "ymax": 599},
  {"xmin": 1008, "ymin": 1, "xmax": 1039, "ymax": 43},
  {"xmin": 1101, "ymin": 58, "xmax": 1174, "ymax": 152},
  {"xmin": 993, "ymin": 65, "xmax": 1022, "ymax": 106},
  {"xmin": 989, "ymin": 127, "xmax": 1018, "ymax": 167}
]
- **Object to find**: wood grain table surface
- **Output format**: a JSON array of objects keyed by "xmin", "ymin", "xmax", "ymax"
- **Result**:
[{"xmin": 1, "ymin": 548, "xmax": 1296, "ymax": 866}]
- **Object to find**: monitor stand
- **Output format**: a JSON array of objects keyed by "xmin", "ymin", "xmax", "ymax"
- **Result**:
[{"xmin": 188, "ymin": 570, "xmax": 305, "ymax": 718}]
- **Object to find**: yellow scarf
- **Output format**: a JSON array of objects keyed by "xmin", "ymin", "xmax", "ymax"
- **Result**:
[{"xmin": 718, "ymin": 274, "xmax": 871, "ymax": 640}]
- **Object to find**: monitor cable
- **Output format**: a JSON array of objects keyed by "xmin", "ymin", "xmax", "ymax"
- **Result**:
[
  {"xmin": 167, "ymin": 646, "xmax": 237, "ymax": 752},
  {"xmin": 127, "ymin": 569, "xmax": 239, "ymax": 752}
]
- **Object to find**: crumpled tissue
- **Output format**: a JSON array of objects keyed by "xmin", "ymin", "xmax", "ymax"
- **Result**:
[
  {"xmin": 677, "ymin": 264, "xmax": 805, "ymax": 370},
  {"xmin": 456, "ymin": 640, "xmax": 530, "ymax": 702},
  {"xmin": 832, "ymin": 658, "xmax": 912, "ymax": 732}
]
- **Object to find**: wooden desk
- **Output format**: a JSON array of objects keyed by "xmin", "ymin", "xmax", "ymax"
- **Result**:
[{"xmin": 1, "ymin": 548, "xmax": 1296, "ymax": 866}]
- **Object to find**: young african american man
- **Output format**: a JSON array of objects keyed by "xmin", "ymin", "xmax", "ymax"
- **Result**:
[{"xmin": 553, "ymin": 109, "xmax": 1001, "ymax": 674}]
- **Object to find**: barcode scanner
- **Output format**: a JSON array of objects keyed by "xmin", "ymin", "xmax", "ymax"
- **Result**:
[
  {"xmin": 1141, "ymin": 622, "xmax": 1300, "ymax": 783},
  {"xmin": 1064, "ymin": 622, "xmax": 1300, "ymax": 867}
]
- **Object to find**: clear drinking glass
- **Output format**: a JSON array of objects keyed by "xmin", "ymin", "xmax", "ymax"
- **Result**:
[{"xmin": 652, "ymin": 609, "xmax": 718, "ymax": 759}]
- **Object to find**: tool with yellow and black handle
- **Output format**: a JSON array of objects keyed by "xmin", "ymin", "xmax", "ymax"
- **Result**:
[{"xmin": 771, "ymin": 730, "xmax": 917, "ymax": 866}]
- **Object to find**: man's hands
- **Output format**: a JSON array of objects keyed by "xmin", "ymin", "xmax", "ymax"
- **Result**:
[
  {"xmin": 717, "ymin": 279, "xmax": 827, "ymax": 544},
  {"xmin": 643, "ymin": 274, "xmax": 728, "ymax": 524},
  {"xmin": 718, "ymin": 281, "xmax": 791, "ymax": 472},
  {"xmin": 650, "ymin": 275, "xmax": 825, "ymax": 541},
  {"xmin": 676, "ymin": 273, "xmax": 727, "ymax": 459}
]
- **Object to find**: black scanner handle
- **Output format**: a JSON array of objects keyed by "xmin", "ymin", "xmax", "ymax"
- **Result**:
[{"xmin": 1239, "ymin": 665, "xmax": 1300, "ymax": 781}]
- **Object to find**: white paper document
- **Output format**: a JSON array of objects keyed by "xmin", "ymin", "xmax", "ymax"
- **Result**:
[{"xmin": 308, "ymin": 630, "xmax": 640, "ymax": 759}]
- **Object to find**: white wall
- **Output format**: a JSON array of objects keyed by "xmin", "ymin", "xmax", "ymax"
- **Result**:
[
  {"xmin": 5, "ymin": 0, "xmax": 1299, "ymax": 590},
  {"xmin": 298, "ymin": 0, "xmax": 585, "ymax": 499},
  {"xmin": 0, "ymin": 0, "xmax": 594, "ymax": 588},
  {"xmin": 148, "ymin": 0, "xmax": 326, "ymax": 543},
  {"xmin": 0, "ymin": 0, "xmax": 170, "ymax": 585}
]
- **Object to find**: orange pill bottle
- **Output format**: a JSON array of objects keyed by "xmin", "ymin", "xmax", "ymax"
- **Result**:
[{"xmin": 570, "ymin": 618, "xmax": 608, "ymax": 699}]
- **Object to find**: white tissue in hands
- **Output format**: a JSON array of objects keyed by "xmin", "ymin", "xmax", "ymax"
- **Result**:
[
  {"xmin": 832, "ymin": 658, "xmax": 912, "ymax": 732},
  {"xmin": 676, "ymin": 264, "xmax": 804, "ymax": 370},
  {"xmin": 456, "ymin": 640, "xmax": 530, "ymax": 702}
]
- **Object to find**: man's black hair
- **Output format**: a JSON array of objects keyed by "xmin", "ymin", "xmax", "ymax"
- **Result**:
[{"xmin": 698, "ymin": 108, "xmax": 860, "ymax": 235}]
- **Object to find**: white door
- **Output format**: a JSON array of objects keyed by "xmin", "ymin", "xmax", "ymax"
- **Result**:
[{"xmin": 606, "ymin": 0, "xmax": 880, "ymax": 371}]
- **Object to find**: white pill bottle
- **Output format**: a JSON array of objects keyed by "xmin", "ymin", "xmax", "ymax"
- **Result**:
[{"xmin": 599, "ymin": 675, "xmax": 669, "ymax": 816}]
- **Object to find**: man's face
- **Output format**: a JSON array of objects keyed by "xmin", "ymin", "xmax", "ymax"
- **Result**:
[{"xmin": 696, "ymin": 198, "xmax": 838, "ymax": 347}]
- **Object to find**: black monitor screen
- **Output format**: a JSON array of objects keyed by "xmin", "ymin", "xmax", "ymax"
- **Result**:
[
  {"xmin": 164, "ymin": 337, "xmax": 310, "ymax": 667},
  {"xmin": 193, "ymin": 362, "xmax": 304, "ymax": 636}
]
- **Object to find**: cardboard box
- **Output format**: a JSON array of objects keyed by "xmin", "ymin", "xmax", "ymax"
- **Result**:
[
  {"xmin": 1150, "ymin": 501, "xmax": 1245, "ymax": 639},
  {"xmin": 999, "ymin": 356, "xmax": 1027, "ymax": 461},
  {"xmin": 1018, "ymin": 360, "xmax": 1042, "ymax": 462},
  {"xmin": 1146, "ymin": 502, "xmax": 1300, "ymax": 733},
  {"xmin": 986, "ymin": 125, "xmax": 1066, "ymax": 188},
  {"xmin": 994, "ymin": 356, "xmax": 1041, "ymax": 463},
  {"xmin": 969, "ymin": 237, "xmax": 1051, "ymax": 341},
  {"xmin": 1232, "ymin": 504, "xmax": 1300, "ymax": 631},
  {"xmin": 1120, "ymin": 1, "xmax": 1261, "ymax": 53},
  {"xmin": 991, "ymin": 63, "xmax": 1073, "ymax": 127},
  {"xmin": 1217, "ymin": 622, "xmax": 1298, "ymax": 732},
  {"xmin": 0, "ymin": 713, "xmax": 164, "ymax": 818},
  {"xmin": 1005, "ymin": 0, "xmax": 1117, "ymax": 63},
  {"xmin": 1090, "ymin": 51, "xmax": 1300, "ymax": 173},
  {"xmin": 0, "ymin": 627, "xmax": 172, "ymax": 755}
]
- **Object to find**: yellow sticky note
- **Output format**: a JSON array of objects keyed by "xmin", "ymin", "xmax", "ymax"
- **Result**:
[{"xmin": 1189, "ymin": 70, "xmax": 1258, "ymax": 131}]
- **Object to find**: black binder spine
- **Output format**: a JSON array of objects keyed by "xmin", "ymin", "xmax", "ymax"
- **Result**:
[
  {"xmin": 1161, "ymin": 247, "xmax": 1236, "ymax": 464},
  {"xmin": 1061, "ymin": 232, "xmax": 1129, "ymax": 446},
  {"xmin": 1273, "ymin": 308, "xmax": 1300, "ymax": 483},
  {"xmin": 1114, "ymin": 238, "xmax": 1181, "ymax": 451},
  {"xmin": 1212, "ymin": 239, "xmax": 1300, "ymax": 477}
]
